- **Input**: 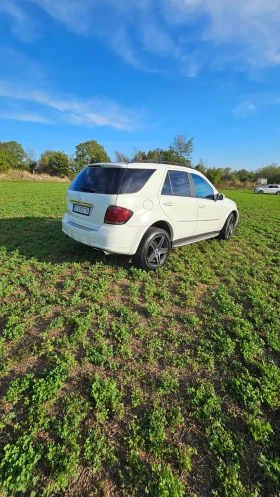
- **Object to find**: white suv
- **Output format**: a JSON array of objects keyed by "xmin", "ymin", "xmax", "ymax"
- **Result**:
[
  {"xmin": 254, "ymin": 184, "xmax": 280, "ymax": 194},
  {"xmin": 62, "ymin": 162, "xmax": 239, "ymax": 270}
]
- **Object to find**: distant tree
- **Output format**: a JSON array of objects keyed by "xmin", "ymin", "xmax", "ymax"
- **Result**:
[
  {"xmin": 195, "ymin": 158, "xmax": 208, "ymax": 174},
  {"xmin": 0, "ymin": 148, "xmax": 16, "ymax": 172},
  {"xmin": 131, "ymin": 146, "xmax": 191, "ymax": 164},
  {"xmin": 131, "ymin": 150, "xmax": 148, "ymax": 162},
  {"xmin": 157, "ymin": 149, "xmax": 177, "ymax": 163},
  {"xmin": 49, "ymin": 151, "xmax": 69, "ymax": 177},
  {"xmin": 219, "ymin": 168, "xmax": 232, "ymax": 182},
  {"xmin": 68, "ymin": 154, "xmax": 77, "ymax": 179},
  {"xmin": 37, "ymin": 150, "xmax": 52, "ymax": 175},
  {"xmin": 74, "ymin": 140, "xmax": 111, "ymax": 173},
  {"xmin": 0, "ymin": 141, "xmax": 25, "ymax": 169},
  {"xmin": 129, "ymin": 135, "xmax": 194, "ymax": 166},
  {"xmin": 230, "ymin": 173, "xmax": 238, "ymax": 185},
  {"xmin": 132, "ymin": 148, "xmax": 176, "ymax": 163},
  {"xmin": 169, "ymin": 134, "xmax": 194, "ymax": 166},
  {"xmin": 37, "ymin": 150, "xmax": 69, "ymax": 177},
  {"xmin": 114, "ymin": 151, "xmax": 129, "ymax": 162},
  {"xmin": 256, "ymin": 163, "xmax": 280, "ymax": 183},
  {"xmin": 205, "ymin": 168, "xmax": 222, "ymax": 185},
  {"xmin": 146, "ymin": 149, "xmax": 160, "ymax": 161},
  {"xmin": 24, "ymin": 149, "xmax": 37, "ymax": 173},
  {"xmin": 235, "ymin": 169, "xmax": 255, "ymax": 182}
]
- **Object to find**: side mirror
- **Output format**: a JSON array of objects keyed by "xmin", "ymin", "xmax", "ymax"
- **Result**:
[{"xmin": 215, "ymin": 193, "xmax": 225, "ymax": 201}]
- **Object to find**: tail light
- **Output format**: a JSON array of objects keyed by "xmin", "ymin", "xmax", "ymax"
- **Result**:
[{"xmin": 104, "ymin": 205, "xmax": 133, "ymax": 224}]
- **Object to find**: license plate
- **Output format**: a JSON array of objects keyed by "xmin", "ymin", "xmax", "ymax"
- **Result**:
[{"xmin": 72, "ymin": 204, "xmax": 90, "ymax": 216}]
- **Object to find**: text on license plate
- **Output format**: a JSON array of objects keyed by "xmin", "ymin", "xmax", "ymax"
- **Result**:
[{"xmin": 72, "ymin": 204, "xmax": 90, "ymax": 216}]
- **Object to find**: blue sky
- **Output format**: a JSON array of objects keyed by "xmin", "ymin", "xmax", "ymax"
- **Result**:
[{"xmin": 0, "ymin": 0, "xmax": 280, "ymax": 170}]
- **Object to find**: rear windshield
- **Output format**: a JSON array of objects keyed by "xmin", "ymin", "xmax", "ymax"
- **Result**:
[{"xmin": 69, "ymin": 167, "xmax": 155, "ymax": 194}]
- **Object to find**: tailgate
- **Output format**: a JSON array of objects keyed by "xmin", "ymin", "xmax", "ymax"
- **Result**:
[
  {"xmin": 66, "ymin": 165, "xmax": 126, "ymax": 230},
  {"xmin": 67, "ymin": 191, "xmax": 117, "ymax": 230}
]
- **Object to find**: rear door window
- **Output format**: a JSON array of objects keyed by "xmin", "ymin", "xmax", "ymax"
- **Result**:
[{"xmin": 161, "ymin": 170, "xmax": 192, "ymax": 196}]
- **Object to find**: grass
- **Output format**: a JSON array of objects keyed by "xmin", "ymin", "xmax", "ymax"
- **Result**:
[{"xmin": 0, "ymin": 181, "xmax": 279, "ymax": 497}]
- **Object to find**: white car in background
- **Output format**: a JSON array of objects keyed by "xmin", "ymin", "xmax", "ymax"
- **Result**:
[
  {"xmin": 254, "ymin": 184, "xmax": 280, "ymax": 194},
  {"xmin": 62, "ymin": 162, "xmax": 239, "ymax": 270}
]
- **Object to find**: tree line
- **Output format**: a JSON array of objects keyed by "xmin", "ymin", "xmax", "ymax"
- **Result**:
[{"xmin": 1, "ymin": 136, "xmax": 280, "ymax": 184}]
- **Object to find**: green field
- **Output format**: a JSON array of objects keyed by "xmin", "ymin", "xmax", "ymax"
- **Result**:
[{"xmin": 0, "ymin": 182, "xmax": 279, "ymax": 497}]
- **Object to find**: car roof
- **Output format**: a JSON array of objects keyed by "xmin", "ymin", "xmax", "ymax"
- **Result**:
[{"xmin": 88, "ymin": 161, "xmax": 195, "ymax": 173}]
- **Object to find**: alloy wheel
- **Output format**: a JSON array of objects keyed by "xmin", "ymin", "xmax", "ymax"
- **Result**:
[
  {"xmin": 146, "ymin": 234, "xmax": 169, "ymax": 268},
  {"xmin": 226, "ymin": 216, "xmax": 235, "ymax": 239}
]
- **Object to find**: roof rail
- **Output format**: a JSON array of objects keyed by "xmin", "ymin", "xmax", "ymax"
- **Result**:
[{"xmin": 128, "ymin": 160, "xmax": 189, "ymax": 167}]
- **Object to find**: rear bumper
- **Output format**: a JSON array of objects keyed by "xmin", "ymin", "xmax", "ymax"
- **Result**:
[{"xmin": 62, "ymin": 213, "xmax": 139, "ymax": 255}]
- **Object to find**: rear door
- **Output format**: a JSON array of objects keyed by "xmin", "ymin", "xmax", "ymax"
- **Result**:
[
  {"xmin": 271, "ymin": 185, "xmax": 280, "ymax": 194},
  {"xmin": 266, "ymin": 185, "xmax": 277, "ymax": 194},
  {"xmin": 190, "ymin": 173, "xmax": 222, "ymax": 235},
  {"xmin": 159, "ymin": 169, "xmax": 197, "ymax": 240}
]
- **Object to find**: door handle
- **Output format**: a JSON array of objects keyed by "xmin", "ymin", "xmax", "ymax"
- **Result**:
[
  {"xmin": 164, "ymin": 202, "xmax": 173, "ymax": 206},
  {"xmin": 199, "ymin": 204, "xmax": 205, "ymax": 209}
]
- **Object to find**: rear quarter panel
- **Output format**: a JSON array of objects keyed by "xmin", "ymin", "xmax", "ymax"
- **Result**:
[{"xmin": 116, "ymin": 168, "xmax": 175, "ymax": 254}]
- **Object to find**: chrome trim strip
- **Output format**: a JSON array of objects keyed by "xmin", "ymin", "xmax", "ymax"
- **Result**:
[
  {"xmin": 69, "ymin": 200, "xmax": 94, "ymax": 207},
  {"xmin": 177, "ymin": 219, "xmax": 219, "ymax": 223},
  {"xmin": 66, "ymin": 219, "xmax": 97, "ymax": 232}
]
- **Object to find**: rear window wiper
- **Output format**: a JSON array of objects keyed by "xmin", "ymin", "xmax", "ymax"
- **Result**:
[{"xmin": 80, "ymin": 187, "xmax": 97, "ymax": 192}]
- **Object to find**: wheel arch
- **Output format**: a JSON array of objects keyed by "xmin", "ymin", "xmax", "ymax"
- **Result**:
[
  {"xmin": 149, "ymin": 220, "xmax": 173, "ymax": 239},
  {"xmin": 219, "ymin": 208, "xmax": 239, "ymax": 233},
  {"xmin": 231, "ymin": 209, "xmax": 239, "ymax": 226},
  {"xmin": 128, "ymin": 218, "xmax": 174, "ymax": 255}
]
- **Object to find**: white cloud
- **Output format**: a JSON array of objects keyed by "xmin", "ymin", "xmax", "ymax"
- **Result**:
[
  {"xmin": 232, "ymin": 92, "xmax": 280, "ymax": 117},
  {"xmin": 0, "ymin": 81, "xmax": 140, "ymax": 130},
  {"xmin": 0, "ymin": 1, "xmax": 24, "ymax": 21},
  {"xmin": 19, "ymin": 0, "xmax": 280, "ymax": 74},
  {"xmin": 1, "ymin": 0, "xmax": 279, "ymax": 75},
  {"xmin": 0, "ymin": 48, "xmax": 44, "ymax": 77},
  {"xmin": 232, "ymin": 101, "xmax": 256, "ymax": 117},
  {"xmin": 0, "ymin": 112, "xmax": 53, "ymax": 123},
  {"xmin": 0, "ymin": 1, "xmax": 38, "ymax": 41},
  {"xmin": 163, "ymin": 0, "xmax": 280, "ymax": 69},
  {"xmin": 27, "ymin": 0, "xmax": 92, "ymax": 35}
]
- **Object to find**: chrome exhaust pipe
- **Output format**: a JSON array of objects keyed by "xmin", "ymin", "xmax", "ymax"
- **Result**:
[{"xmin": 92, "ymin": 247, "xmax": 110, "ymax": 256}]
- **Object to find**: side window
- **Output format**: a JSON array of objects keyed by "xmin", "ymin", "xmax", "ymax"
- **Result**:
[
  {"xmin": 161, "ymin": 174, "xmax": 172, "ymax": 195},
  {"xmin": 169, "ymin": 171, "xmax": 191, "ymax": 196},
  {"xmin": 161, "ymin": 170, "xmax": 192, "ymax": 196},
  {"xmin": 171, "ymin": 171, "xmax": 192, "ymax": 196},
  {"xmin": 191, "ymin": 174, "xmax": 214, "ymax": 199},
  {"xmin": 119, "ymin": 169, "xmax": 155, "ymax": 194}
]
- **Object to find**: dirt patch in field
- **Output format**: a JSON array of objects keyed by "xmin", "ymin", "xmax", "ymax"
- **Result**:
[{"xmin": 0, "ymin": 169, "xmax": 70, "ymax": 182}]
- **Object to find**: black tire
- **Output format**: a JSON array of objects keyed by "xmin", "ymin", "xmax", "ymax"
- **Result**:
[
  {"xmin": 276, "ymin": 191, "xmax": 280, "ymax": 195},
  {"xmin": 258, "ymin": 190, "xmax": 264, "ymax": 194},
  {"xmin": 217, "ymin": 213, "xmax": 236, "ymax": 240},
  {"xmin": 134, "ymin": 227, "xmax": 171, "ymax": 270}
]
